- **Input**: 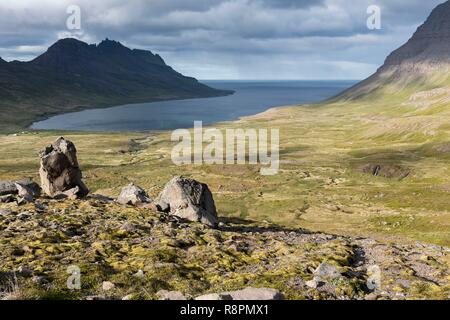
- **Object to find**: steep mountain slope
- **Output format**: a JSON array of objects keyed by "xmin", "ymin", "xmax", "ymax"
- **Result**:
[
  {"xmin": 0, "ymin": 38, "xmax": 231, "ymax": 132},
  {"xmin": 336, "ymin": 0, "xmax": 450, "ymax": 101}
]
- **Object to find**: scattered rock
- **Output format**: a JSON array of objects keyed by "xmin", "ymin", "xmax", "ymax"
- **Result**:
[
  {"xmin": 364, "ymin": 293, "xmax": 380, "ymax": 300},
  {"xmin": 15, "ymin": 183, "xmax": 34, "ymax": 203},
  {"xmin": 0, "ymin": 178, "xmax": 41, "ymax": 196},
  {"xmin": 117, "ymin": 183, "xmax": 153, "ymax": 206},
  {"xmin": 195, "ymin": 293, "xmax": 233, "ymax": 300},
  {"xmin": 0, "ymin": 209, "xmax": 13, "ymax": 216},
  {"xmin": 15, "ymin": 182, "xmax": 41, "ymax": 198},
  {"xmin": 134, "ymin": 270, "xmax": 145, "ymax": 278},
  {"xmin": 0, "ymin": 195, "xmax": 15, "ymax": 203},
  {"xmin": 195, "ymin": 288, "xmax": 283, "ymax": 300},
  {"xmin": 34, "ymin": 202, "xmax": 48, "ymax": 211},
  {"xmin": 314, "ymin": 262, "xmax": 342, "ymax": 280},
  {"xmin": 228, "ymin": 288, "xmax": 284, "ymax": 300},
  {"xmin": 305, "ymin": 277, "xmax": 323, "ymax": 289},
  {"xmin": 17, "ymin": 266, "xmax": 33, "ymax": 277},
  {"xmin": 157, "ymin": 290, "xmax": 187, "ymax": 300},
  {"xmin": 39, "ymin": 137, "xmax": 89, "ymax": 199},
  {"xmin": 102, "ymin": 281, "xmax": 115, "ymax": 291},
  {"xmin": 86, "ymin": 295, "xmax": 109, "ymax": 300},
  {"xmin": 122, "ymin": 294, "xmax": 136, "ymax": 301},
  {"xmin": 158, "ymin": 176, "xmax": 219, "ymax": 228},
  {"xmin": 32, "ymin": 275, "xmax": 49, "ymax": 286}
]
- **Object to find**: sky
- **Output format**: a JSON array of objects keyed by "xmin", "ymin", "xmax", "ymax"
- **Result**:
[{"xmin": 0, "ymin": 0, "xmax": 445, "ymax": 80}]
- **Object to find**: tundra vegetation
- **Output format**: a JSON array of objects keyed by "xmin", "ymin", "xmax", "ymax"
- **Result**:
[{"xmin": 0, "ymin": 1, "xmax": 450, "ymax": 301}]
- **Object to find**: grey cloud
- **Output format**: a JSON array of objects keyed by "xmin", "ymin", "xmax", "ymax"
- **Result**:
[{"xmin": 0, "ymin": 0, "xmax": 446, "ymax": 79}]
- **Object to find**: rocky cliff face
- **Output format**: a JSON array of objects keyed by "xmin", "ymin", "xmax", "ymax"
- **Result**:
[
  {"xmin": 337, "ymin": 1, "xmax": 450, "ymax": 100},
  {"xmin": 383, "ymin": 1, "xmax": 450, "ymax": 68}
]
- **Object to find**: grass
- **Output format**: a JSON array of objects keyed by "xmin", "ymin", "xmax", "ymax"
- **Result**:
[
  {"xmin": 0, "ymin": 78, "xmax": 449, "ymax": 300},
  {"xmin": 1, "ymin": 83, "xmax": 449, "ymax": 247}
]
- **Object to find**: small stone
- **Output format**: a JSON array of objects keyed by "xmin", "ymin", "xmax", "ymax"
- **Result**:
[
  {"xmin": 305, "ymin": 277, "xmax": 322, "ymax": 289},
  {"xmin": 117, "ymin": 183, "xmax": 153, "ymax": 206},
  {"xmin": 195, "ymin": 288, "xmax": 283, "ymax": 301},
  {"xmin": 62, "ymin": 186, "xmax": 81, "ymax": 200},
  {"xmin": 15, "ymin": 182, "xmax": 41, "ymax": 199},
  {"xmin": 195, "ymin": 293, "xmax": 233, "ymax": 300},
  {"xmin": 314, "ymin": 262, "xmax": 341, "ymax": 280},
  {"xmin": 17, "ymin": 211, "xmax": 32, "ymax": 220},
  {"xmin": 228, "ymin": 288, "xmax": 284, "ymax": 300},
  {"xmin": 0, "ymin": 209, "xmax": 13, "ymax": 216},
  {"xmin": 122, "ymin": 294, "xmax": 136, "ymax": 300},
  {"xmin": 102, "ymin": 281, "xmax": 115, "ymax": 291},
  {"xmin": 17, "ymin": 266, "xmax": 33, "ymax": 277},
  {"xmin": 34, "ymin": 202, "xmax": 48, "ymax": 210},
  {"xmin": 364, "ymin": 293, "xmax": 379, "ymax": 300},
  {"xmin": 17, "ymin": 195, "xmax": 33, "ymax": 205},
  {"xmin": 0, "ymin": 195, "xmax": 16, "ymax": 203},
  {"xmin": 157, "ymin": 290, "xmax": 187, "ymax": 300},
  {"xmin": 86, "ymin": 295, "xmax": 108, "ymax": 300},
  {"xmin": 32, "ymin": 275, "xmax": 49, "ymax": 286},
  {"xmin": 134, "ymin": 270, "xmax": 145, "ymax": 278}
]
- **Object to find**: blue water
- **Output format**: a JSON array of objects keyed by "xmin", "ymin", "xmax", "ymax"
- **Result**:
[{"xmin": 31, "ymin": 80, "xmax": 357, "ymax": 131}]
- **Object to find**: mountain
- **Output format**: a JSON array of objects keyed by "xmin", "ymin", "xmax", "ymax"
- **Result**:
[
  {"xmin": 336, "ymin": 0, "xmax": 450, "ymax": 100},
  {"xmin": 0, "ymin": 38, "xmax": 232, "ymax": 132}
]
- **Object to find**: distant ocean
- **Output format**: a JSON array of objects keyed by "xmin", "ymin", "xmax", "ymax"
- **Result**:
[{"xmin": 31, "ymin": 80, "xmax": 357, "ymax": 131}]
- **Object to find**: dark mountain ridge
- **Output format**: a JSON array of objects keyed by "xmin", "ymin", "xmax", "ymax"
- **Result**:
[
  {"xmin": 335, "ymin": 0, "xmax": 450, "ymax": 101},
  {"xmin": 0, "ymin": 38, "xmax": 232, "ymax": 132}
]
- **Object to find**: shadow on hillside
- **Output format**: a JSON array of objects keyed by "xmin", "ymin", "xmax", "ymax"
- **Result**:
[{"xmin": 219, "ymin": 216, "xmax": 320, "ymax": 236}]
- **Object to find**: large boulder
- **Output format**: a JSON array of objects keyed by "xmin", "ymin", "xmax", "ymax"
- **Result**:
[
  {"xmin": 117, "ymin": 183, "xmax": 153, "ymax": 206},
  {"xmin": 39, "ymin": 137, "xmax": 89, "ymax": 199},
  {"xmin": 158, "ymin": 177, "xmax": 218, "ymax": 227}
]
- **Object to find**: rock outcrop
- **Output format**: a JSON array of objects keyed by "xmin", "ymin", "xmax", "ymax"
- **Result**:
[
  {"xmin": 39, "ymin": 137, "xmax": 89, "ymax": 199},
  {"xmin": 158, "ymin": 176, "xmax": 219, "ymax": 228},
  {"xmin": 336, "ymin": 1, "xmax": 450, "ymax": 100}
]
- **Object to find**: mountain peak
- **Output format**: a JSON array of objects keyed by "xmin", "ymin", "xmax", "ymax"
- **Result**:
[
  {"xmin": 97, "ymin": 38, "xmax": 129, "ymax": 51},
  {"xmin": 382, "ymin": 0, "xmax": 450, "ymax": 68},
  {"xmin": 48, "ymin": 37, "xmax": 90, "ymax": 50},
  {"xmin": 335, "ymin": 1, "xmax": 450, "ymax": 101}
]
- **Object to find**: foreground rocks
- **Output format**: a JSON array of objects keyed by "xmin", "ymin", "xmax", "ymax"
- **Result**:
[
  {"xmin": 0, "ymin": 196, "xmax": 448, "ymax": 300},
  {"xmin": 39, "ymin": 137, "xmax": 89, "ymax": 199},
  {"xmin": 0, "ymin": 179, "xmax": 40, "ymax": 197},
  {"xmin": 117, "ymin": 183, "xmax": 153, "ymax": 206},
  {"xmin": 158, "ymin": 176, "xmax": 219, "ymax": 228}
]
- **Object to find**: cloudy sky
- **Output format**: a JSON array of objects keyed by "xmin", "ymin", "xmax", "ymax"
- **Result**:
[{"xmin": 0, "ymin": 0, "xmax": 445, "ymax": 79}]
